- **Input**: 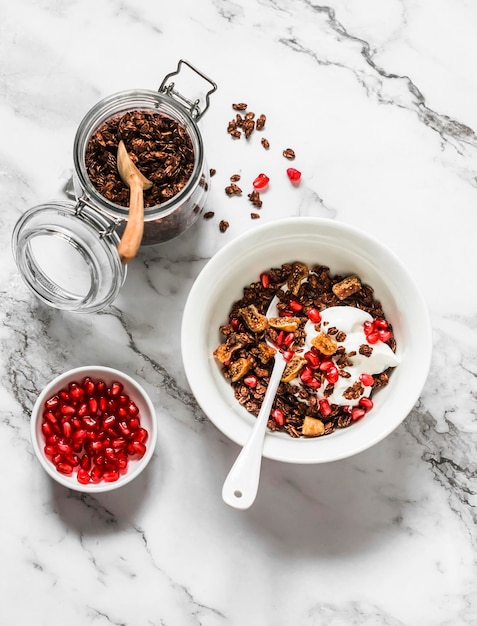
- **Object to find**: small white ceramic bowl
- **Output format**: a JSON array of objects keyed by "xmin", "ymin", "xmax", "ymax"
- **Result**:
[
  {"xmin": 181, "ymin": 217, "xmax": 432, "ymax": 464},
  {"xmin": 31, "ymin": 365, "xmax": 157, "ymax": 492}
]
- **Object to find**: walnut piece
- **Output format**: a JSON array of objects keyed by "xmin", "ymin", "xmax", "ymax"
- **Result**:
[{"xmin": 302, "ymin": 416, "xmax": 325, "ymax": 437}]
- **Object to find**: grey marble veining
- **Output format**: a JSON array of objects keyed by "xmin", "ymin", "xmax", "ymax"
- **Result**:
[{"xmin": 1, "ymin": 0, "xmax": 477, "ymax": 624}]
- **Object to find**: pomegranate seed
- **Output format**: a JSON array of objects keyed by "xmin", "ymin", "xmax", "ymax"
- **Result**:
[
  {"xmin": 88, "ymin": 397, "xmax": 98, "ymax": 414},
  {"xmin": 359, "ymin": 373, "xmax": 374, "ymax": 386},
  {"xmin": 99, "ymin": 396, "xmax": 108, "ymax": 412},
  {"xmin": 252, "ymin": 173, "xmax": 269, "ymax": 190},
  {"xmin": 288, "ymin": 299, "xmax": 303, "ymax": 312},
  {"xmin": 72, "ymin": 428, "xmax": 87, "ymax": 443},
  {"xmin": 272, "ymin": 409, "xmax": 285, "ymax": 426},
  {"xmin": 82, "ymin": 416, "xmax": 98, "ymax": 429},
  {"xmin": 128, "ymin": 441, "xmax": 146, "ymax": 458},
  {"xmin": 42, "ymin": 422, "xmax": 53, "ymax": 437},
  {"xmin": 88, "ymin": 440, "xmax": 103, "ymax": 453},
  {"xmin": 319, "ymin": 399, "xmax": 332, "ymax": 417},
  {"xmin": 282, "ymin": 350, "xmax": 295, "ymax": 361},
  {"xmin": 378, "ymin": 329, "xmax": 393, "ymax": 343},
  {"xmin": 60, "ymin": 404, "xmax": 75, "ymax": 416},
  {"xmin": 260, "ymin": 272, "xmax": 270, "ymax": 288},
  {"xmin": 307, "ymin": 378, "xmax": 321, "ymax": 390},
  {"xmin": 80, "ymin": 454, "xmax": 91, "ymax": 471},
  {"xmin": 281, "ymin": 332, "xmax": 293, "ymax": 348},
  {"xmin": 56, "ymin": 462, "xmax": 73, "ymax": 475},
  {"xmin": 244, "ymin": 375, "xmax": 258, "ymax": 388},
  {"xmin": 96, "ymin": 380, "xmax": 107, "ymax": 394},
  {"xmin": 117, "ymin": 456, "xmax": 128, "ymax": 472},
  {"xmin": 374, "ymin": 318, "xmax": 388, "ymax": 330},
  {"xmin": 64, "ymin": 453, "xmax": 80, "ymax": 467},
  {"xmin": 45, "ymin": 395, "xmax": 59, "ymax": 410},
  {"xmin": 359, "ymin": 396, "xmax": 374, "ymax": 410},
  {"xmin": 118, "ymin": 407, "xmax": 128, "ymax": 419},
  {"xmin": 90, "ymin": 466, "xmax": 103, "ymax": 483},
  {"xmin": 62, "ymin": 421, "xmax": 72, "ymax": 438},
  {"xmin": 59, "ymin": 390, "xmax": 70, "ymax": 402},
  {"xmin": 102, "ymin": 415, "xmax": 117, "ymax": 430},
  {"xmin": 307, "ymin": 308, "xmax": 322, "ymax": 324},
  {"xmin": 286, "ymin": 167, "xmax": 301, "ymax": 183},
  {"xmin": 109, "ymin": 382, "xmax": 123, "ymax": 397},
  {"xmin": 363, "ymin": 321, "xmax": 373, "ymax": 334},
  {"xmin": 128, "ymin": 402, "xmax": 139, "ymax": 416},
  {"xmin": 44, "ymin": 444, "xmax": 56, "ymax": 457},
  {"xmin": 57, "ymin": 440, "xmax": 72, "ymax": 455},
  {"xmin": 304, "ymin": 350, "xmax": 320, "ymax": 368},
  {"xmin": 46, "ymin": 434, "xmax": 59, "ymax": 445},
  {"xmin": 276, "ymin": 331, "xmax": 285, "ymax": 347},
  {"xmin": 69, "ymin": 382, "xmax": 83, "ymax": 401},
  {"xmin": 82, "ymin": 377, "xmax": 95, "ymax": 395},
  {"xmin": 300, "ymin": 366, "xmax": 314, "ymax": 383},
  {"xmin": 230, "ymin": 317, "xmax": 240, "ymax": 331},
  {"xmin": 135, "ymin": 428, "xmax": 148, "ymax": 444},
  {"xmin": 326, "ymin": 367, "xmax": 339, "ymax": 385},
  {"xmin": 366, "ymin": 332, "xmax": 379, "ymax": 344},
  {"xmin": 279, "ymin": 310, "xmax": 293, "ymax": 317},
  {"xmin": 319, "ymin": 360, "xmax": 333, "ymax": 372},
  {"xmin": 118, "ymin": 421, "xmax": 130, "ymax": 437},
  {"xmin": 351, "ymin": 407, "xmax": 366, "ymax": 421},
  {"xmin": 77, "ymin": 402, "xmax": 88, "ymax": 417},
  {"xmin": 111, "ymin": 437, "xmax": 127, "ymax": 451},
  {"xmin": 103, "ymin": 470, "xmax": 120, "ymax": 483},
  {"xmin": 128, "ymin": 416, "xmax": 140, "ymax": 432},
  {"xmin": 43, "ymin": 410, "xmax": 57, "ymax": 424},
  {"xmin": 77, "ymin": 468, "xmax": 90, "ymax": 484}
]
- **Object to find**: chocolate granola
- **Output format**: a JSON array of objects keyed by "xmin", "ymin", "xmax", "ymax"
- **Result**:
[{"xmin": 213, "ymin": 262, "xmax": 398, "ymax": 438}]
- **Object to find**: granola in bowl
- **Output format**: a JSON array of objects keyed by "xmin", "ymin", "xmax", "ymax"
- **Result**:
[{"xmin": 213, "ymin": 262, "xmax": 399, "ymax": 439}]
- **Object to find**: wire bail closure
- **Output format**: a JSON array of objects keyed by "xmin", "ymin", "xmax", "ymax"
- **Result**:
[{"xmin": 158, "ymin": 59, "xmax": 217, "ymax": 121}]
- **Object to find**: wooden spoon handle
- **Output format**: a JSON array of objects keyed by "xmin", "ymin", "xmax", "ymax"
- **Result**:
[{"xmin": 117, "ymin": 180, "xmax": 145, "ymax": 264}]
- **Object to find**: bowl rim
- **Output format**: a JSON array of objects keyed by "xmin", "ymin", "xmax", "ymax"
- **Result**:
[
  {"xmin": 181, "ymin": 216, "xmax": 432, "ymax": 463},
  {"xmin": 31, "ymin": 365, "xmax": 157, "ymax": 492}
]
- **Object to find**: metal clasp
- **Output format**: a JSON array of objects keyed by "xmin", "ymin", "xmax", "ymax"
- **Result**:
[
  {"xmin": 75, "ymin": 196, "xmax": 123, "ymax": 240},
  {"xmin": 158, "ymin": 59, "xmax": 217, "ymax": 121}
]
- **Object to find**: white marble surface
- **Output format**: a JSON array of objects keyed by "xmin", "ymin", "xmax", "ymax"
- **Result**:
[{"xmin": 1, "ymin": 0, "xmax": 477, "ymax": 624}]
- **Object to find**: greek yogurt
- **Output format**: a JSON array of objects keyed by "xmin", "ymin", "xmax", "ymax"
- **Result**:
[{"xmin": 294, "ymin": 306, "xmax": 399, "ymax": 406}]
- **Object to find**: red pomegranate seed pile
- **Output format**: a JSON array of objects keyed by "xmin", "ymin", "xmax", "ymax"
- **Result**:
[{"xmin": 40, "ymin": 377, "xmax": 148, "ymax": 485}]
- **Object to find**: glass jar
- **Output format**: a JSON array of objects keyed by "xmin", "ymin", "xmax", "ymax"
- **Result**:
[{"xmin": 12, "ymin": 60, "xmax": 217, "ymax": 313}]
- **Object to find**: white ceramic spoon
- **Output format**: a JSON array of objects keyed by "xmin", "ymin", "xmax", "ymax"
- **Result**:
[{"xmin": 222, "ymin": 296, "xmax": 286, "ymax": 509}]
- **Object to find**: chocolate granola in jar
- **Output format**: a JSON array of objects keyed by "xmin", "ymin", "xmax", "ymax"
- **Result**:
[
  {"xmin": 12, "ymin": 61, "xmax": 217, "ymax": 313},
  {"xmin": 73, "ymin": 60, "xmax": 217, "ymax": 245}
]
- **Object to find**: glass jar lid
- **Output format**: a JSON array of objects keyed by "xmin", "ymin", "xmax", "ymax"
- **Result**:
[{"xmin": 12, "ymin": 201, "xmax": 126, "ymax": 313}]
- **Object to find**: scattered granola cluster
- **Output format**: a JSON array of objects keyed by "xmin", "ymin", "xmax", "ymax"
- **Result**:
[{"xmin": 204, "ymin": 102, "xmax": 301, "ymax": 232}]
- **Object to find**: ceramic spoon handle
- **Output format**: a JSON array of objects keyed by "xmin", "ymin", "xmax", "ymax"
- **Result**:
[{"xmin": 222, "ymin": 355, "xmax": 287, "ymax": 510}]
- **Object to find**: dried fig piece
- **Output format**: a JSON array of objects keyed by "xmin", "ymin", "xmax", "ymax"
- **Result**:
[
  {"xmin": 268, "ymin": 317, "xmax": 301, "ymax": 332},
  {"xmin": 281, "ymin": 354, "xmax": 307, "ymax": 383},
  {"xmin": 287, "ymin": 262, "xmax": 309, "ymax": 295},
  {"xmin": 228, "ymin": 358, "xmax": 252, "ymax": 382},
  {"xmin": 240, "ymin": 304, "xmax": 269, "ymax": 332},
  {"xmin": 213, "ymin": 332, "xmax": 251, "ymax": 363},
  {"xmin": 302, "ymin": 416, "xmax": 325, "ymax": 437},
  {"xmin": 332, "ymin": 275, "xmax": 362, "ymax": 300},
  {"xmin": 257, "ymin": 342, "xmax": 277, "ymax": 363},
  {"xmin": 311, "ymin": 333, "xmax": 338, "ymax": 356}
]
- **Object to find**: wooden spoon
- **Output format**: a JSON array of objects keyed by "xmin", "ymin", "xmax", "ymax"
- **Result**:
[{"xmin": 116, "ymin": 140, "xmax": 153, "ymax": 264}]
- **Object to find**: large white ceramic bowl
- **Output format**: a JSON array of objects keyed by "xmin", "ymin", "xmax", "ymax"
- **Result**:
[
  {"xmin": 181, "ymin": 217, "xmax": 432, "ymax": 463},
  {"xmin": 31, "ymin": 365, "xmax": 157, "ymax": 492}
]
